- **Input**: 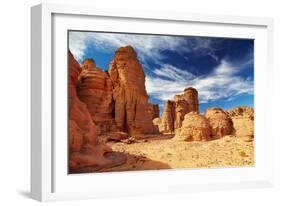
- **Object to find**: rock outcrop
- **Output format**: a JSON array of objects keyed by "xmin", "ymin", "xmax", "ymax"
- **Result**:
[
  {"xmin": 160, "ymin": 100, "xmax": 175, "ymax": 133},
  {"xmin": 152, "ymin": 117, "xmax": 164, "ymax": 133},
  {"xmin": 68, "ymin": 51, "xmax": 113, "ymax": 170},
  {"xmin": 173, "ymin": 88, "xmax": 199, "ymax": 129},
  {"xmin": 227, "ymin": 107, "xmax": 254, "ymax": 140},
  {"xmin": 108, "ymin": 46, "xmax": 158, "ymax": 135},
  {"xmin": 74, "ymin": 45, "xmax": 159, "ymax": 136},
  {"xmin": 148, "ymin": 103, "xmax": 160, "ymax": 120},
  {"xmin": 156, "ymin": 87, "xmax": 199, "ymax": 134},
  {"xmin": 205, "ymin": 108, "xmax": 233, "ymax": 138},
  {"xmin": 77, "ymin": 59, "xmax": 116, "ymax": 134},
  {"xmin": 174, "ymin": 112, "xmax": 211, "ymax": 141}
]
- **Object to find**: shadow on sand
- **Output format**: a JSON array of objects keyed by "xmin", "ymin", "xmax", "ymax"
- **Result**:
[{"xmin": 70, "ymin": 151, "xmax": 171, "ymax": 174}]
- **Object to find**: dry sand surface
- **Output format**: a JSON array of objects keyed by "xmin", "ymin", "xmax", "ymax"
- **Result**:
[{"xmin": 97, "ymin": 135, "xmax": 254, "ymax": 172}]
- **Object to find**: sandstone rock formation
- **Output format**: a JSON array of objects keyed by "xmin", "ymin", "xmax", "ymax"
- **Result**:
[
  {"xmin": 108, "ymin": 46, "xmax": 158, "ymax": 135},
  {"xmin": 68, "ymin": 51, "xmax": 113, "ymax": 170},
  {"xmin": 156, "ymin": 87, "xmax": 199, "ymax": 134},
  {"xmin": 160, "ymin": 100, "xmax": 175, "ymax": 133},
  {"xmin": 152, "ymin": 117, "xmax": 164, "ymax": 133},
  {"xmin": 173, "ymin": 87, "xmax": 199, "ymax": 129},
  {"xmin": 74, "ymin": 45, "xmax": 159, "ymax": 137},
  {"xmin": 148, "ymin": 103, "xmax": 160, "ymax": 120},
  {"xmin": 227, "ymin": 107, "xmax": 254, "ymax": 140},
  {"xmin": 174, "ymin": 112, "xmax": 211, "ymax": 141},
  {"xmin": 77, "ymin": 59, "xmax": 116, "ymax": 134},
  {"xmin": 205, "ymin": 108, "xmax": 233, "ymax": 138}
]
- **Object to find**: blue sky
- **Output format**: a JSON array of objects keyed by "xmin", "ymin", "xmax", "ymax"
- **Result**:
[{"xmin": 69, "ymin": 31, "xmax": 254, "ymax": 114}]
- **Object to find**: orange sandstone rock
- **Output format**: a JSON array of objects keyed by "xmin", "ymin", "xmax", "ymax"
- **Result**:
[
  {"xmin": 173, "ymin": 87, "xmax": 199, "ymax": 129},
  {"xmin": 161, "ymin": 100, "xmax": 175, "ymax": 134},
  {"xmin": 158, "ymin": 87, "xmax": 199, "ymax": 134},
  {"xmin": 148, "ymin": 103, "xmax": 160, "ymax": 120},
  {"xmin": 108, "ymin": 46, "xmax": 158, "ymax": 135},
  {"xmin": 205, "ymin": 108, "xmax": 233, "ymax": 138},
  {"xmin": 152, "ymin": 117, "xmax": 164, "ymax": 132},
  {"xmin": 174, "ymin": 112, "xmax": 211, "ymax": 141},
  {"xmin": 227, "ymin": 106, "xmax": 254, "ymax": 140},
  {"xmin": 68, "ymin": 51, "xmax": 115, "ymax": 170},
  {"xmin": 77, "ymin": 58, "xmax": 116, "ymax": 133}
]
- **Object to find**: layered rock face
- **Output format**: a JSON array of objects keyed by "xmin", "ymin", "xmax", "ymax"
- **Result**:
[
  {"xmin": 173, "ymin": 88, "xmax": 199, "ymax": 129},
  {"xmin": 156, "ymin": 87, "xmax": 199, "ymax": 134},
  {"xmin": 77, "ymin": 59, "xmax": 116, "ymax": 133},
  {"xmin": 227, "ymin": 107, "xmax": 254, "ymax": 139},
  {"xmin": 205, "ymin": 108, "xmax": 233, "ymax": 138},
  {"xmin": 108, "ymin": 46, "xmax": 158, "ymax": 135},
  {"xmin": 160, "ymin": 100, "xmax": 175, "ymax": 133},
  {"xmin": 174, "ymin": 112, "xmax": 211, "ymax": 141},
  {"xmin": 75, "ymin": 46, "xmax": 158, "ymax": 136},
  {"xmin": 68, "ymin": 51, "xmax": 112, "ymax": 170}
]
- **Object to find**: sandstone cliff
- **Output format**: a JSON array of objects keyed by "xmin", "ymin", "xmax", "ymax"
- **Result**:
[
  {"xmin": 77, "ymin": 58, "xmax": 116, "ymax": 133},
  {"xmin": 108, "ymin": 46, "xmax": 158, "ymax": 135},
  {"xmin": 73, "ymin": 45, "xmax": 158, "ymax": 137},
  {"xmin": 227, "ymin": 106, "xmax": 254, "ymax": 140},
  {"xmin": 68, "ymin": 51, "xmax": 112, "ymax": 170}
]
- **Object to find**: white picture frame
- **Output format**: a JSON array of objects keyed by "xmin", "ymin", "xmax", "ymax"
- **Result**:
[{"xmin": 31, "ymin": 3, "xmax": 274, "ymax": 202}]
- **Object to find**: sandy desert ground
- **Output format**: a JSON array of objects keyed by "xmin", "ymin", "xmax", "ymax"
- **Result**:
[{"xmin": 73, "ymin": 135, "xmax": 254, "ymax": 173}]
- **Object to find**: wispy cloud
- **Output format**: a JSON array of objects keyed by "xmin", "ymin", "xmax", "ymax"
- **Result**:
[
  {"xmin": 68, "ymin": 31, "xmax": 218, "ymax": 63},
  {"xmin": 153, "ymin": 64, "xmax": 195, "ymax": 81},
  {"xmin": 146, "ymin": 60, "xmax": 253, "ymax": 103}
]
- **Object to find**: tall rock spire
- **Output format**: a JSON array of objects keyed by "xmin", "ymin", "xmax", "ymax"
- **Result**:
[{"xmin": 108, "ymin": 46, "xmax": 158, "ymax": 135}]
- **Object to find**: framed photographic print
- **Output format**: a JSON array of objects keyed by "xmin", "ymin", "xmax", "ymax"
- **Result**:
[{"xmin": 31, "ymin": 3, "xmax": 274, "ymax": 201}]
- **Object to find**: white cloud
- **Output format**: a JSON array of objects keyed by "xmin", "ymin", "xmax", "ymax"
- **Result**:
[
  {"xmin": 146, "ymin": 75, "xmax": 186, "ymax": 101},
  {"xmin": 145, "ymin": 60, "xmax": 253, "ymax": 104},
  {"xmin": 68, "ymin": 32, "xmax": 88, "ymax": 62},
  {"xmin": 68, "ymin": 31, "xmax": 216, "ymax": 63},
  {"xmin": 153, "ymin": 64, "xmax": 195, "ymax": 81},
  {"xmin": 69, "ymin": 31, "xmax": 182, "ymax": 62}
]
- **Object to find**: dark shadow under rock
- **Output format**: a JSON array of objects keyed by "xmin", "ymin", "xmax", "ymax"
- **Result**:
[
  {"xmin": 69, "ymin": 151, "xmax": 127, "ymax": 174},
  {"xmin": 98, "ymin": 153, "xmax": 171, "ymax": 172},
  {"xmin": 69, "ymin": 151, "xmax": 171, "ymax": 174}
]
